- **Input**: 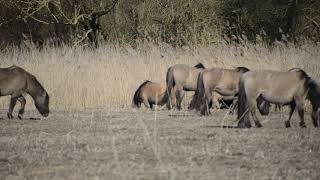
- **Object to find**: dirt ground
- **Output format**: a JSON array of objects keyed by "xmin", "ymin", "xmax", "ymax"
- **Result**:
[{"xmin": 0, "ymin": 108, "xmax": 319, "ymax": 180}]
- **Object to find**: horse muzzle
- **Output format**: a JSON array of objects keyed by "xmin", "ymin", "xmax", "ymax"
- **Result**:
[{"xmin": 41, "ymin": 111, "xmax": 49, "ymax": 117}]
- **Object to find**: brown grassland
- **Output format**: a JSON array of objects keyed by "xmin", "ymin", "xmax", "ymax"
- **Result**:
[{"xmin": 0, "ymin": 42, "xmax": 319, "ymax": 179}]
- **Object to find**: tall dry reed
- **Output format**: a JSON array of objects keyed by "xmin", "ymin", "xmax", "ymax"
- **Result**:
[{"xmin": 0, "ymin": 42, "xmax": 319, "ymax": 111}]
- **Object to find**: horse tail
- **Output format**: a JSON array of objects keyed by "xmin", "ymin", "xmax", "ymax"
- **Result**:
[
  {"xmin": 317, "ymin": 109, "xmax": 320, "ymax": 127},
  {"xmin": 165, "ymin": 67, "xmax": 175, "ymax": 108},
  {"xmin": 132, "ymin": 80, "xmax": 150, "ymax": 107},
  {"xmin": 194, "ymin": 72, "xmax": 206, "ymax": 111},
  {"xmin": 237, "ymin": 77, "xmax": 250, "ymax": 128},
  {"xmin": 188, "ymin": 72, "xmax": 202, "ymax": 110}
]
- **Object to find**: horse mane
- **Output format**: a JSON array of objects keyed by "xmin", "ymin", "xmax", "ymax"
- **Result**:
[
  {"xmin": 289, "ymin": 68, "xmax": 312, "ymax": 90},
  {"xmin": 194, "ymin": 63, "xmax": 205, "ymax": 69},
  {"xmin": 289, "ymin": 68, "xmax": 311, "ymax": 80},
  {"xmin": 13, "ymin": 66, "xmax": 47, "ymax": 98},
  {"xmin": 235, "ymin": 66, "xmax": 250, "ymax": 73},
  {"xmin": 133, "ymin": 80, "xmax": 151, "ymax": 107},
  {"xmin": 291, "ymin": 68, "xmax": 320, "ymax": 111}
]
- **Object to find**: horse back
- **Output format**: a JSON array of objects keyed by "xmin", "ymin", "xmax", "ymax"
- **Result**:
[
  {"xmin": 0, "ymin": 66, "xmax": 28, "ymax": 96},
  {"xmin": 183, "ymin": 68, "xmax": 203, "ymax": 90},
  {"xmin": 201, "ymin": 68, "xmax": 224, "ymax": 87},
  {"xmin": 241, "ymin": 70, "xmax": 307, "ymax": 103},
  {"xmin": 169, "ymin": 64, "xmax": 202, "ymax": 90},
  {"xmin": 140, "ymin": 81, "xmax": 169, "ymax": 105},
  {"xmin": 142, "ymin": 82, "xmax": 166, "ymax": 97}
]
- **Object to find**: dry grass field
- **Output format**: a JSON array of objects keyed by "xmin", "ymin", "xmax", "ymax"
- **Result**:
[
  {"xmin": 0, "ymin": 42, "xmax": 319, "ymax": 179},
  {"xmin": 0, "ymin": 109, "xmax": 319, "ymax": 180}
]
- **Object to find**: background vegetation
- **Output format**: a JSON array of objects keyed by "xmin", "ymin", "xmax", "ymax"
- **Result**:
[
  {"xmin": 0, "ymin": 2, "xmax": 319, "ymax": 180},
  {"xmin": 0, "ymin": 0, "xmax": 319, "ymax": 110},
  {"xmin": 0, "ymin": 41, "xmax": 319, "ymax": 110},
  {"xmin": 1, "ymin": 0, "xmax": 319, "ymax": 48}
]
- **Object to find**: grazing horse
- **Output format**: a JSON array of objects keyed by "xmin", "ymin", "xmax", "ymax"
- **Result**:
[
  {"xmin": 166, "ymin": 63, "xmax": 205, "ymax": 110},
  {"xmin": 133, "ymin": 80, "xmax": 176, "ymax": 109},
  {"xmin": 0, "ymin": 65, "xmax": 50, "ymax": 119},
  {"xmin": 191, "ymin": 67, "xmax": 255, "ymax": 115},
  {"xmin": 237, "ymin": 69, "xmax": 320, "ymax": 128}
]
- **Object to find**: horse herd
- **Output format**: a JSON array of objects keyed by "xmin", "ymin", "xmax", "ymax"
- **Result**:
[
  {"xmin": 133, "ymin": 63, "xmax": 320, "ymax": 128},
  {"xmin": 0, "ymin": 65, "xmax": 319, "ymax": 129}
]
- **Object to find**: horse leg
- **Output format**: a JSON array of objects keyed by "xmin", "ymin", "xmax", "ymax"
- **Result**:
[
  {"xmin": 211, "ymin": 94, "xmax": 220, "ymax": 109},
  {"xmin": 170, "ymin": 92, "xmax": 176, "ymax": 109},
  {"xmin": 250, "ymin": 100, "xmax": 262, "ymax": 128},
  {"xmin": 188, "ymin": 90, "xmax": 197, "ymax": 110},
  {"xmin": 200, "ymin": 91, "xmax": 212, "ymax": 116},
  {"xmin": 312, "ymin": 108, "xmax": 320, "ymax": 127},
  {"xmin": 295, "ymin": 98, "xmax": 306, "ymax": 128},
  {"xmin": 17, "ymin": 95, "xmax": 26, "ymax": 120},
  {"xmin": 7, "ymin": 96, "xmax": 19, "ymax": 119},
  {"xmin": 166, "ymin": 89, "xmax": 176, "ymax": 110},
  {"xmin": 177, "ymin": 91, "xmax": 185, "ymax": 110},
  {"xmin": 229, "ymin": 98, "xmax": 238, "ymax": 115},
  {"xmin": 294, "ymin": 97, "xmax": 306, "ymax": 128},
  {"xmin": 175, "ymin": 86, "xmax": 184, "ymax": 110},
  {"xmin": 316, "ymin": 108, "xmax": 320, "ymax": 127},
  {"xmin": 285, "ymin": 102, "xmax": 296, "ymax": 128},
  {"xmin": 142, "ymin": 97, "xmax": 151, "ymax": 109}
]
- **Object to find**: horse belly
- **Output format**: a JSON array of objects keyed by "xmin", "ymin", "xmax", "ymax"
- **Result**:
[
  {"xmin": 262, "ymin": 91, "xmax": 293, "ymax": 104},
  {"xmin": 183, "ymin": 84, "xmax": 196, "ymax": 91},
  {"xmin": 0, "ymin": 82, "xmax": 15, "ymax": 96}
]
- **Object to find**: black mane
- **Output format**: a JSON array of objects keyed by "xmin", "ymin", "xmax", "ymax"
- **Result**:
[
  {"xmin": 194, "ymin": 63, "xmax": 205, "ymax": 69},
  {"xmin": 236, "ymin": 66, "xmax": 250, "ymax": 73},
  {"xmin": 289, "ymin": 68, "xmax": 311, "ymax": 80},
  {"xmin": 133, "ymin": 80, "xmax": 151, "ymax": 107},
  {"xmin": 289, "ymin": 68, "xmax": 312, "ymax": 92}
]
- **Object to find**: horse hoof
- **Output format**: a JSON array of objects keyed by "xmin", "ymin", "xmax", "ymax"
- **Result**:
[
  {"xmin": 237, "ymin": 122, "xmax": 251, "ymax": 128},
  {"xmin": 312, "ymin": 119, "xmax": 319, "ymax": 127},
  {"xmin": 285, "ymin": 121, "xmax": 291, "ymax": 128},
  {"xmin": 299, "ymin": 122, "xmax": 306, "ymax": 128},
  {"xmin": 256, "ymin": 123, "xmax": 263, "ymax": 128},
  {"xmin": 7, "ymin": 113, "xmax": 13, "ymax": 119},
  {"xmin": 18, "ymin": 114, "xmax": 23, "ymax": 120},
  {"xmin": 237, "ymin": 123, "xmax": 246, "ymax": 128}
]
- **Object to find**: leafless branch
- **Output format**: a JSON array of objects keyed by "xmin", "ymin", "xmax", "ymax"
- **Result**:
[
  {"xmin": 91, "ymin": 0, "xmax": 119, "ymax": 18},
  {"xmin": 72, "ymin": 29, "xmax": 93, "ymax": 48}
]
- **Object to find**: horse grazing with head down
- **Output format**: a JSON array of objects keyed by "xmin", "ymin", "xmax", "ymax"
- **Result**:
[
  {"xmin": 132, "ymin": 80, "xmax": 176, "ymax": 109},
  {"xmin": 166, "ymin": 63, "xmax": 205, "ymax": 110},
  {"xmin": 0, "ymin": 66, "xmax": 49, "ymax": 119},
  {"xmin": 237, "ymin": 68, "xmax": 320, "ymax": 128}
]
